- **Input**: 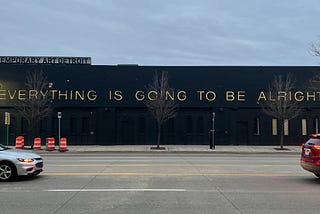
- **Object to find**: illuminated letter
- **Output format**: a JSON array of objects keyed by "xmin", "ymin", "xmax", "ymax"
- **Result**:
[
  {"xmin": 87, "ymin": 90, "xmax": 97, "ymax": 101},
  {"xmin": 75, "ymin": 90, "xmax": 85, "ymax": 100},
  {"xmin": 114, "ymin": 90, "xmax": 123, "ymax": 101},
  {"xmin": 18, "ymin": 90, "xmax": 27, "ymax": 100},
  {"xmin": 148, "ymin": 91, "xmax": 157, "ymax": 101},
  {"xmin": 0, "ymin": 90, "xmax": 6, "ymax": 100},
  {"xmin": 165, "ymin": 91, "xmax": 175, "ymax": 101},
  {"xmin": 197, "ymin": 91, "xmax": 205, "ymax": 101},
  {"xmin": 58, "ymin": 90, "xmax": 68, "ymax": 100},
  {"xmin": 306, "ymin": 91, "xmax": 316, "ymax": 101},
  {"xmin": 268, "ymin": 91, "xmax": 276, "ymax": 101},
  {"xmin": 294, "ymin": 91, "xmax": 304, "ymax": 102},
  {"xmin": 257, "ymin": 91, "xmax": 267, "ymax": 101},
  {"xmin": 177, "ymin": 91, "xmax": 187, "ymax": 101},
  {"xmin": 277, "ymin": 91, "xmax": 286, "ymax": 101},
  {"xmin": 7, "ymin": 90, "xmax": 16, "ymax": 100},
  {"xmin": 50, "ymin": 90, "xmax": 58, "ymax": 100},
  {"xmin": 135, "ymin": 91, "xmax": 145, "ymax": 101},
  {"xmin": 238, "ymin": 91, "xmax": 246, "ymax": 101},
  {"xmin": 226, "ymin": 91, "xmax": 235, "ymax": 101},
  {"xmin": 206, "ymin": 91, "xmax": 216, "ymax": 101},
  {"xmin": 29, "ymin": 90, "xmax": 38, "ymax": 99},
  {"xmin": 40, "ymin": 90, "xmax": 48, "ymax": 99}
]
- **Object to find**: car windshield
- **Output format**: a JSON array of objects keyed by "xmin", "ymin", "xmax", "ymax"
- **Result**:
[
  {"xmin": 0, "ymin": 144, "xmax": 10, "ymax": 151},
  {"xmin": 306, "ymin": 138, "xmax": 320, "ymax": 145}
]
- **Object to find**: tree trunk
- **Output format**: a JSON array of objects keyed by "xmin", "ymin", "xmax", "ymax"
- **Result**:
[
  {"xmin": 279, "ymin": 119, "xmax": 284, "ymax": 149},
  {"xmin": 157, "ymin": 123, "xmax": 161, "ymax": 149}
]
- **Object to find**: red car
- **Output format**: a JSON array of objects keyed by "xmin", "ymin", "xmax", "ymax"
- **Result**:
[{"xmin": 301, "ymin": 134, "xmax": 320, "ymax": 178}]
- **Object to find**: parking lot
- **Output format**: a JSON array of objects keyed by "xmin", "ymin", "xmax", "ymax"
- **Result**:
[{"xmin": 0, "ymin": 152, "xmax": 319, "ymax": 214}]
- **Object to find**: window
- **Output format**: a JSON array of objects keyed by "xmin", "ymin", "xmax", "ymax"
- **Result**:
[
  {"xmin": 314, "ymin": 118, "xmax": 319, "ymax": 133},
  {"xmin": 284, "ymin": 119, "xmax": 289, "ymax": 136},
  {"xmin": 272, "ymin": 119, "xmax": 277, "ymax": 135},
  {"xmin": 302, "ymin": 119, "xmax": 307, "ymax": 136},
  {"xmin": 254, "ymin": 117, "xmax": 260, "ymax": 135}
]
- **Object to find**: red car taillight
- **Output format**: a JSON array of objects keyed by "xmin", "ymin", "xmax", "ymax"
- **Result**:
[{"xmin": 311, "ymin": 145, "xmax": 320, "ymax": 157}]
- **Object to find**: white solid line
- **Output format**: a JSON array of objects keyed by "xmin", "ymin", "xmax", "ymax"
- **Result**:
[{"xmin": 47, "ymin": 189, "xmax": 187, "ymax": 192}]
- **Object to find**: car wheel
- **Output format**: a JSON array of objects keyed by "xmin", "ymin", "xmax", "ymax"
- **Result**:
[
  {"xmin": 314, "ymin": 173, "xmax": 320, "ymax": 178},
  {"xmin": 0, "ymin": 162, "xmax": 17, "ymax": 182}
]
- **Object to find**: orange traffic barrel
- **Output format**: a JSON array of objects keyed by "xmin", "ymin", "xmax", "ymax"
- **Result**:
[
  {"xmin": 15, "ymin": 136, "xmax": 24, "ymax": 149},
  {"xmin": 33, "ymin": 138, "xmax": 41, "ymax": 150},
  {"xmin": 59, "ymin": 138, "xmax": 68, "ymax": 152},
  {"xmin": 46, "ymin": 137, "xmax": 55, "ymax": 151}
]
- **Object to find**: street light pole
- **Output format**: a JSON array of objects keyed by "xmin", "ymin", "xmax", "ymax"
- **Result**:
[
  {"xmin": 58, "ymin": 112, "xmax": 62, "ymax": 146},
  {"xmin": 210, "ymin": 112, "xmax": 215, "ymax": 149}
]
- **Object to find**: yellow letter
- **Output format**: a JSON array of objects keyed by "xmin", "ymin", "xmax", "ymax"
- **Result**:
[
  {"xmin": 257, "ymin": 91, "xmax": 267, "ymax": 101},
  {"xmin": 226, "ymin": 91, "xmax": 235, "ymax": 101}
]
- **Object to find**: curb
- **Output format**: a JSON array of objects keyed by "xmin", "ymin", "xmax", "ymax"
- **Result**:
[{"xmin": 7, "ymin": 145, "xmax": 301, "ymax": 155}]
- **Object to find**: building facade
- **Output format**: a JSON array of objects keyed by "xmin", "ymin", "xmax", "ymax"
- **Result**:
[{"xmin": 0, "ymin": 59, "xmax": 319, "ymax": 146}]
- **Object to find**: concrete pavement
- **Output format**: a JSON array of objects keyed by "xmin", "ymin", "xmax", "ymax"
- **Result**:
[{"xmin": 24, "ymin": 145, "xmax": 302, "ymax": 154}]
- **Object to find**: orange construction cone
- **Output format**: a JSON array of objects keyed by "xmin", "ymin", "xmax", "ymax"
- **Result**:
[
  {"xmin": 59, "ymin": 138, "xmax": 68, "ymax": 152},
  {"xmin": 33, "ymin": 138, "xmax": 41, "ymax": 150},
  {"xmin": 46, "ymin": 137, "xmax": 55, "ymax": 151},
  {"xmin": 15, "ymin": 136, "xmax": 24, "ymax": 149}
]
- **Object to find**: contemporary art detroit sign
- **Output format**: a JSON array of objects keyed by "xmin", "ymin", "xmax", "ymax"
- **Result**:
[{"xmin": 0, "ymin": 56, "xmax": 91, "ymax": 65}]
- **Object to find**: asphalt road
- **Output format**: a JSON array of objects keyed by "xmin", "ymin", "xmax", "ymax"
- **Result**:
[{"xmin": 0, "ymin": 152, "xmax": 319, "ymax": 214}]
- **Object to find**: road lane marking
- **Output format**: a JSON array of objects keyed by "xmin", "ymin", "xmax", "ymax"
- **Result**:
[
  {"xmin": 42, "ymin": 172, "xmax": 309, "ymax": 177},
  {"xmin": 47, "ymin": 189, "xmax": 187, "ymax": 192}
]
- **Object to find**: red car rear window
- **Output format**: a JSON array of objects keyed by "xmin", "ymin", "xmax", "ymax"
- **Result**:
[{"xmin": 307, "ymin": 138, "xmax": 320, "ymax": 145}]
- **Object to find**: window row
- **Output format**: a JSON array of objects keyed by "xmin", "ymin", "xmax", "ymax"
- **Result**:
[{"xmin": 254, "ymin": 118, "xmax": 319, "ymax": 136}]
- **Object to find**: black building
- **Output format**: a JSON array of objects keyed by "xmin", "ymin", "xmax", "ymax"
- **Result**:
[{"xmin": 0, "ymin": 58, "xmax": 319, "ymax": 146}]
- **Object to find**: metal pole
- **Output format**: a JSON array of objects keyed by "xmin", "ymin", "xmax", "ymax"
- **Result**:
[
  {"xmin": 58, "ymin": 112, "xmax": 62, "ymax": 146},
  {"xmin": 58, "ymin": 117, "xmax": 61, "ymax": 146},
  {"xmin": 6, "ymin": 125, "xmax": 9, "ymax": 146},
  {"xmin": 210, "ymin": 112, "xmax": 215, "ymax": 149},
  {"xmin": 212, "ymin": 112, "xmax": 215, "ymax": 149}
]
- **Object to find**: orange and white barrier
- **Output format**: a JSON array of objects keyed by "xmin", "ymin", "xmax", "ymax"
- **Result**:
[
  {"xmin": 33, "ymin": 138, "xmax": 41, "ymax": 150},
  {"xmin": 15, "ymin": 136, "xmax": 24, "ymax": 149},
  {"xmin": 46, "ymin": 137, "xmax": 55, "ymax": 151},
  {"xmin": 59, "ymin": 138, "xmax": 68, "ymax": 152}
]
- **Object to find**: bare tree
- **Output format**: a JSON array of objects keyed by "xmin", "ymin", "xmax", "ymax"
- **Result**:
[
  {"xmin": 145, "ymin": 71, "xmax": 178, "ymax": 149},
  {"xmin": 261, "ymin": 74, "xmax": 301, "ymax": 149},
  {"xmin": 15, "ymin": 70, "xmax": 52, "ymax": 147},
  {"xmin": 310, "ymin": 38, "xmax": 320, "ymax": 57}
]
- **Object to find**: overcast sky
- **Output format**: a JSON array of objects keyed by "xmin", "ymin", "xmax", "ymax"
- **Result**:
[{"xmin": 1, "ymin": 0, "xmax": 320, "ymax": 66}]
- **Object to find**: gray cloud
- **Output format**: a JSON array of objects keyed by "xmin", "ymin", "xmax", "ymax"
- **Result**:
[{"xmin": 0, "ymin": 0, "xmax": 319, "ymax": 65}]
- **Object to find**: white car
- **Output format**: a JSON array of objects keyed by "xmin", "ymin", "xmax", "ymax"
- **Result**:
[{"xmin": 0, "ymin": 144, "xmax": 43, "ymax": 181}]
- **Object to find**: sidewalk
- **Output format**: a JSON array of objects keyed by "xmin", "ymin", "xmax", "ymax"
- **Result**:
[{"xmin": 28, "ymin": 145, "xmax": 302, "ymax": 154}]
